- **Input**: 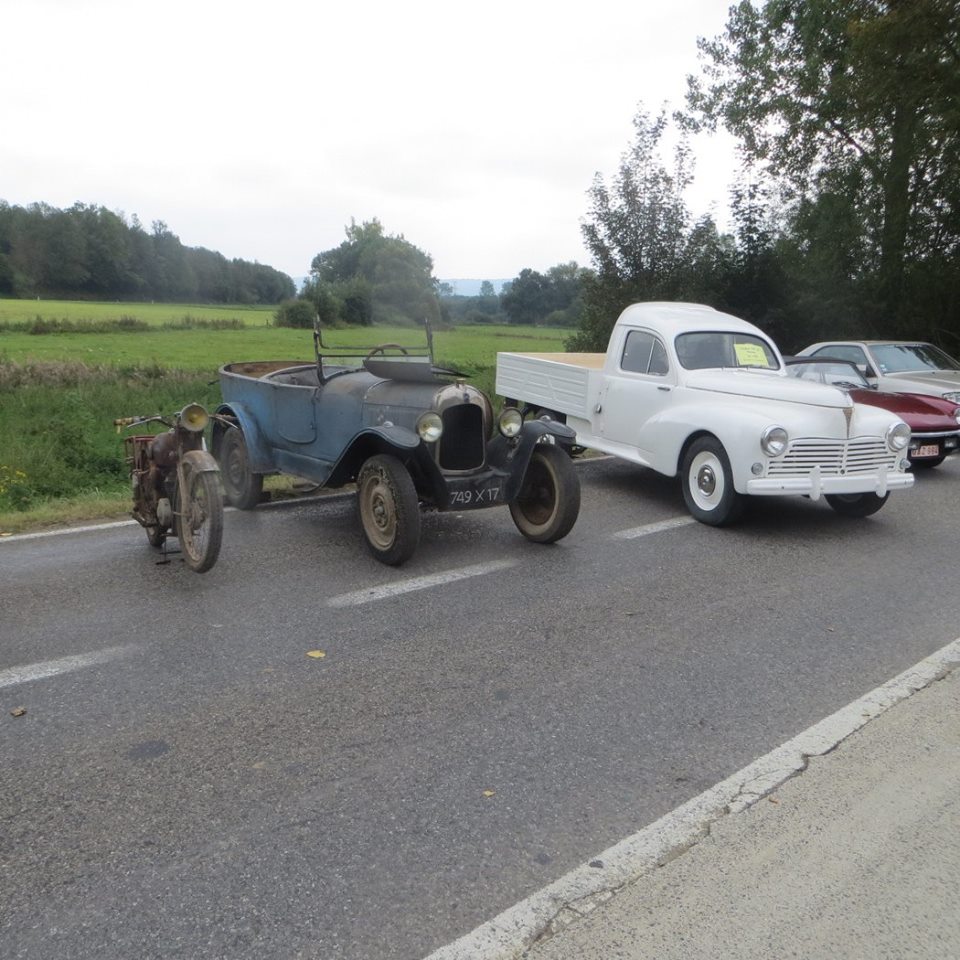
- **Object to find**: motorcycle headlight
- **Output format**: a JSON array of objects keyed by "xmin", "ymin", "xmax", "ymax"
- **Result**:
[
  {"xmin": 760, "ymin": 425, "xmax": 788, "ymax": 457},
  {"xmin": 498, "ymin": 407, "xmax": 523, "ymax": 438},
  {"xmin": 886, "ymin": 421, "xmax": 911, "ymax": 451},
  {"xmin": 416, "ymin": 412, "xmax": 443, "ymax": 443},
  {"xmin": 180, "ymin": 403, "xmax": 209, "ymax": 432}
]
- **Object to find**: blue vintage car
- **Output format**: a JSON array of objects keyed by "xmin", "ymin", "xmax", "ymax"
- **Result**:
[{"xmin": 212, "ymin": 330, "xmax": 580, "ymax": 565}]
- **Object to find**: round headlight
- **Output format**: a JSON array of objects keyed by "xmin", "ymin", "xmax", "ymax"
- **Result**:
[
  {"xmin": 498, "ymin": 407, "xmax": 523, "ymax": 438},
  {"xmin": 179, "ymin": 403, "xmax": 209, "ymax": 432},
  {"xmin": 760, "ymin": 425, "xmax": 788, "ymax": 457},
  {"xmin": 886, "ymin": 420, "xmax": 911, "ymax": 451},
  {"xmin": 416, "ymin": 412, "xmax": 443, "ymax": 443},
  {"xmin": 953, "ymin": 407, "xmax": 960, "ymax": 426}
]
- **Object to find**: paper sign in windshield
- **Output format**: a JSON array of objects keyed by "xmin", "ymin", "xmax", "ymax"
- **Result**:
[{"xmin": 734, "ymin": 342, "xmax": 770, "ymax": 367}]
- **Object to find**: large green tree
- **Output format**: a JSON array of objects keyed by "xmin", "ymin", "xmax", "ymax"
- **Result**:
[
  {"xmin": 570, "ymin": 110, "xmax": 733, "ymax": 350},
  {"xmin": 309, "ymin": 219, "xmax": 440, "ymax": 326},
  {"xmin": 686, "ymin": 0, "xmax": 960, "ymax": 335}
]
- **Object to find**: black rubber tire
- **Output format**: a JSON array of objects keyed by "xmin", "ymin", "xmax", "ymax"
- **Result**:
[
  {"xmin": 145, "ymin": 525, "xmax": 166, "ymax": 548},
  {"xmin": 910, "ymin": 455, "xmax": 945, "ymax": 470},
  {"xmin": 681, "ymin": 436, "xmax": 746, "ymax": 526},
  {"xmin": 356, "ymin": 454, "xmax": 421, "ymax": 566},
  {"xmin": 175, "ymin": 466, "xmax": 224, "ymax": 573},
  {"xmin": 825, "ymin": 492, "xmax": 889, "ymax": 517},
  {"xmin": 218, "ymin": 427, "xmax": 263, "ymax": 509},
  {"xmin": 509, "ymin": 443, "xmax": 581, "ymax": 543}
]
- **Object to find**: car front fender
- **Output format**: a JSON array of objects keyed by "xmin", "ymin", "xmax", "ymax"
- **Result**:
[{"xmin": 486, "ymin": 418, "xmax": 578, "ymax": 501}]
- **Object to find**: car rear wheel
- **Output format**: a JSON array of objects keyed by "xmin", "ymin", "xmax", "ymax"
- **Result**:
[
  {"xmin": 509, "ymin": 443, "xmax": 580, "ymax": 543},
  {"xmin": 681, "ymin": 437, "xmax": 745, "ymax": 526},
  {"xmin": 357, "ymin": 454, "xmax": 421, "ymax": 565},
  {"xmin": 825, "ymin": 492, "xmax": 889, "ymax": 517},
  {"xmin": 218, "ymin": 426, "xmax": 263, "ymax": 509}
]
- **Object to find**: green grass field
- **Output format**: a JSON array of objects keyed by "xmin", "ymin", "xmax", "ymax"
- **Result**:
[
  {"xmin": 0, "ymin": 298, "xmax": 571, "ymax": 532},
  {"xmin": 0, "ymin": 297, "xmax": 275, "ymax": 326}
]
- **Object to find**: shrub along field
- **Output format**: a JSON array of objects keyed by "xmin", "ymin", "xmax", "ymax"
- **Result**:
[{"xmin": 0, "ymin": 298, "xmax": 567, "ymax": 531}]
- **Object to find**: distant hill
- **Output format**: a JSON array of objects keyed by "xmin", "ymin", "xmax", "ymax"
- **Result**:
[{"xmin": 293, "ymin": 277, "xmax": 510, "ymax": 297}]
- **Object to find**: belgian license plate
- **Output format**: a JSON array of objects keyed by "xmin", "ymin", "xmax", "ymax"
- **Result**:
[
  {"xmin": 914, "ymin": 444, "xmax": 941, "ymax": 458},
  {"xmin": 449, "ymin": 483, "xmax": 502, "ymax": 507}
]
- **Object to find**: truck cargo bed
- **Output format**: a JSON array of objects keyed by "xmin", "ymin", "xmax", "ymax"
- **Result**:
[{"xmin": 496, "ymin": 352, "xmax": 603, "ymax": 419}]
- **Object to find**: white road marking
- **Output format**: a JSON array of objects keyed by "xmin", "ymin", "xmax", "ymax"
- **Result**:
[
  {"xmin": 0, "ymin": 519, "xmax": 137, "ymax": 543},
  {"xmin": 327, "ymin": 559, "xmax": 518, "ymax": 608},
  {"xmin": 612, "ymin": 515, "xmax": 696, "ymax": 539},
  {"xmin": 0, "ymin": 644, "xmax": 138, "ymax": 690},
  {"xmin": 422, "ymin": 635, "xmax": 960, "ymax": 960}
]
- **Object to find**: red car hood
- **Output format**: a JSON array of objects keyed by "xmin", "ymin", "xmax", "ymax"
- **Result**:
[{"xmin": 850, "ymin": 388, "xmax": 960, "ymax": 432}]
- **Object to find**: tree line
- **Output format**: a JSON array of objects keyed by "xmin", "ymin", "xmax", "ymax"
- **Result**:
[
  {"xmin": 7, "ymin": 2, "xmax": 958, "ymax": 355},
  {"xmin": 0, "ymin": 201, "xmax": 295, "ymax": 304}
]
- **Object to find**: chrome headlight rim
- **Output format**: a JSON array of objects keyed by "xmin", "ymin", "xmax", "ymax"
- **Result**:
[
  {"xmin": 498, "ymin": 406, "xmax": 523, "ymax": 438},
  {"xmin": 886, "ymin": 420, "xmax": 911, "ymax": 452},
  {"xmin": 416, "ymin": 411, "xmax": 443, "ymax": 443},
  {"xmin": 760, "ymin": 424, "xmax": 789, "ymax": 457}
]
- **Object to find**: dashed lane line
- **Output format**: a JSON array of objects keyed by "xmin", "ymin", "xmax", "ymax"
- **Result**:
[
  {"xmin": 0, "ymin": 644, "xmax": 138, "ymax": 690},
  {"xmin": 612, "ymin": 515, "xmax": 697, "ymax": 539},
  {"xmin": 326, "ymin": 559, "xmax": 518, "ymax": 608}
]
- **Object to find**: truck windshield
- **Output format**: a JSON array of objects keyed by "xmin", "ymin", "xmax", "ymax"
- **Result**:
[{"xmin": 675, "ymin": 332, "xmax": 779, "ymax": 371}]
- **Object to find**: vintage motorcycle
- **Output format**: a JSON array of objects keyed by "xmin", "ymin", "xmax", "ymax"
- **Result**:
[{"xmin": 114, "ymin": 403, "xmax": 226, "ymax": 573}]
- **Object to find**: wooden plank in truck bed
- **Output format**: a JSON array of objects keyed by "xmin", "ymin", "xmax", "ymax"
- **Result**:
[{"xmin": 496, "ymin": 352, "xmax": 604, "ymax": 419}]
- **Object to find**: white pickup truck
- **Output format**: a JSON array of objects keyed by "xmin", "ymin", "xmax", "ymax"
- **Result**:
[{"xmin": 496, "ymin": 302, "xmax": 914, "ymax": 525}]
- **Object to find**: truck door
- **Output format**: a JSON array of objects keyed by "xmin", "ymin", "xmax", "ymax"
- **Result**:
[{"xmin": 600, "ymin": 328, "xmax": 676, "ymax": 460}]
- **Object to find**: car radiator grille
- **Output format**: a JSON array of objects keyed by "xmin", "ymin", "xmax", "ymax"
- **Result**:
[
  {"xmin": 438, "ymin": 404, "xmax": 486, "ymax": 471},
  {"xmin": 767, "ymin": 438, "xmax": 897, "ymax": 477}
]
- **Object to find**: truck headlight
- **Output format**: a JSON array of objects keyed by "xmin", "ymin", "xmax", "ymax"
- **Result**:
[
  {"xmin": 760, "ymin": 425, "xmax": 788, "ymax": 457},
  {"xmin": 498, "ymin": 407, "xmax": 523, "ymax": 438},
  {"xmin": 886, "ymin": 421, "xmax": 911, "ymax": 451},
  {"xmin": 416, "ymin": 412, "xmax": 443, "ymax": 443}
]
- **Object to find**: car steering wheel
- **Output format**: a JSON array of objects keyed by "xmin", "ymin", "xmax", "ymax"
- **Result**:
[{"xmin": 365, "ymin": 344, "xmax": 410, "ymax": 360}]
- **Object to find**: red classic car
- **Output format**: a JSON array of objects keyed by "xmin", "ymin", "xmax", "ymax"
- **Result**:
[{"xmin": 786, "ymin": 357, "xmax": 960, "ymax": 468}]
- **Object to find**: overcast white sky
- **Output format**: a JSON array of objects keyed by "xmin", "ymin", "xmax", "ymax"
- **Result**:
[{"xmin": 2, "ymin": 0, "xmax": 738, "ymax": 282}]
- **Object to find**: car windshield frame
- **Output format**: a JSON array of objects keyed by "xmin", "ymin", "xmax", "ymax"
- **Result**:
[
  {"xmin": 675, "ymin": 331, "xmax": 780, "ymax": 371},
  {"xmin": 786, "ymin": 360, "xmax": 870, "ymax": 390},
  {"xmin": 870, "ymin": 342, "xmax": 960, "ymax": 374}
]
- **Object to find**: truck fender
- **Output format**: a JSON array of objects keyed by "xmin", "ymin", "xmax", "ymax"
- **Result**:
[
  {"xmin": 212, "ymin": 402, "xmax": 273, "ymax": 473},
  {"xmin": 487, "ymin": 418, "xmax": 578, "ymax": 502}
]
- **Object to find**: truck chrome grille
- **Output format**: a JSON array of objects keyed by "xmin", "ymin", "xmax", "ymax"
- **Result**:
[
  {"xmin": 767, "ymin": 438, "xmax": 897, "ymax": 477},
  {"xmin": 438, "ymin": 404, "xmax": 485, "ymax": 471}
]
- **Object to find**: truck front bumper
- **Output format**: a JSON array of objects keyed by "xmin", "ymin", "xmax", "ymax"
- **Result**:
[{"xmin": 746, "ymin": 465, "xmax": 914, "ymax": 499}]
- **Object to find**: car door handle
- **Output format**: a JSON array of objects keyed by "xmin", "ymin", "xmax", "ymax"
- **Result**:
[{"xmin": 657, "ymin": 385, "xmax": 671, "ymax": 392}]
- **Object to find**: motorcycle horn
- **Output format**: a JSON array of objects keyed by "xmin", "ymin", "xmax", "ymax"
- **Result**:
[{"xmin": 179, "ymin": 403, "xmax": 210, "ymax": 432}]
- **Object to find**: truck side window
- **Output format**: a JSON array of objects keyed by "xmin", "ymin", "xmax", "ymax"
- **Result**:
[
  {"xmin": 648, "ymin": 339, "xmax": 669, "ymax": 376},
  {"xmin": 621, "ymin": 330, "xmax": 654, "ymax": 374},
  {"xmin": 622, "ymin": 330, "xmax": 668, "ymax": 375}
]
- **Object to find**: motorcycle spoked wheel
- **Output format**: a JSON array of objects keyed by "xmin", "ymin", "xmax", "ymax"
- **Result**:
[{"xmin": 174, "ymin": 463, "xmax": 224, "ymax": 573}]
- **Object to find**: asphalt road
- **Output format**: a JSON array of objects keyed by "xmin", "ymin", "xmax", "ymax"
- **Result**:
[{"xmin": 2, "ymin": 456, "xmax": 959, "ymax": 960}]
